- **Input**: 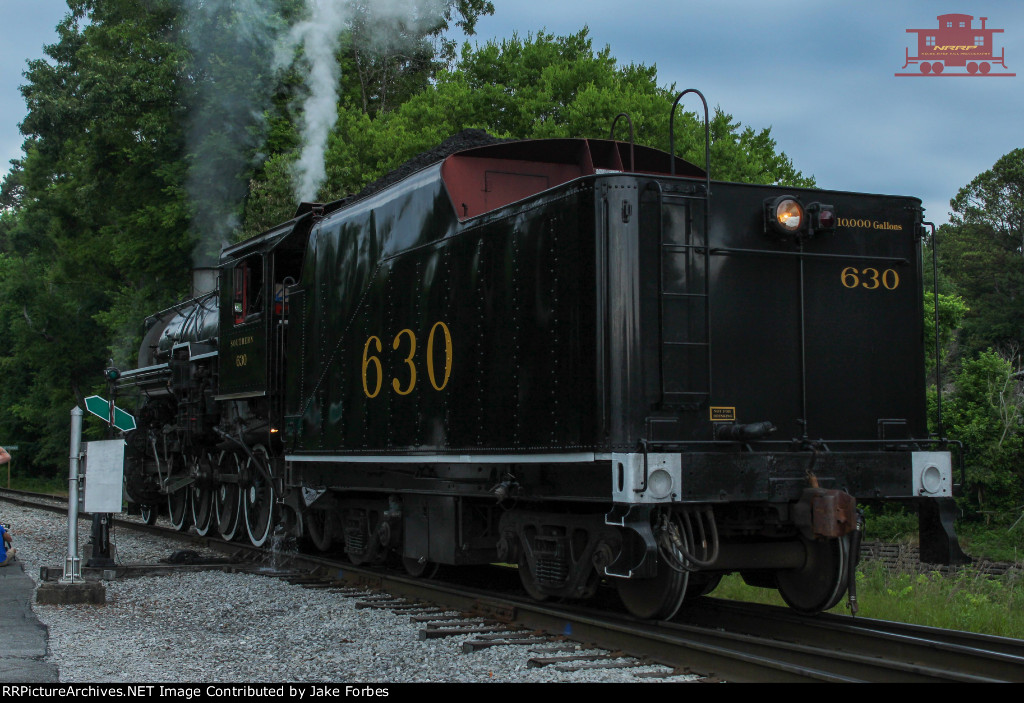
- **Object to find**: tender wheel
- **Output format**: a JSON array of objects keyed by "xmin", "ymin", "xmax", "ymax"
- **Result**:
[
  {"xmin": 616, "ymin": 512, "xmax": 690, "ymax": 620},
  {"xmin": 216, "ymin": 452, "xmax": 243, "ymax": 541},
  {"xmin": 775, "ymin": 535, "xmax": 850, "ymax": 614},
  {"xmin": 305, "ymin": 507, "xmax": 336, "ymax": 552},
  {"xmin": 242, "ymin": 446, "xmax": 275, "ymax": 547},
  {"xmin": 616, "ymin": 564, "xmax": 689, "ymax": 620},
  {"xmin": 403, "ymin": 556, "xmax": 440, "ymax": 579},
  {"xmin": 140, "ymin": 504, "xmax": 158, "ymax": 526},
  {"xmin": 342, "ymin": 509, "xmax": 388, "ymax": 565},
  {"xmin": 685, "ymin": 572, "xmax": 723, "ymax": 598},
  {"xmin": 517, "ymin": 554, "xmax": 550, "ymax": 602},
  {"xmin": 345, "ymin": 532, "xmax": 385, "ymax": 565},
  {"xmin": 167, "ymin": 487, "xmax": 190, "ymax": 532}
]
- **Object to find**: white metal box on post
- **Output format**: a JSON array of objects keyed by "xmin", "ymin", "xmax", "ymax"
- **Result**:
[{"xmin": 82, "ymin": 439, "xmax": 126, "ymax": 514}]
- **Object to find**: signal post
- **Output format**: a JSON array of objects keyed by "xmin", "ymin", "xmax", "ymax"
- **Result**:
[{"xmin": 36, "ymin": 383, "xmax": 134, "ymax": 605}]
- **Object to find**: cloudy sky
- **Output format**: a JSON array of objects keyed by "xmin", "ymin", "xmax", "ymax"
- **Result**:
[{"xmin": 2, "ymin": 1, "xmax": 1022, "ymax": 226}]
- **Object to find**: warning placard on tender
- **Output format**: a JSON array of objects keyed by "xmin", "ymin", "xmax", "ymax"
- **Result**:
[{"xmin": 710, "ymin": 406, "xmax": 736, "ymax": 422}]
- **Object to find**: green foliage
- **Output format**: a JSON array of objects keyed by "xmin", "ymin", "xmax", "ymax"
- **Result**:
[
  {"xmin": 1, "ymin": 1, "xmax": 194, "ymax": 473},
  {"xmin": 861, "ymin": 505, "xmax": 918, "ymax": 543},
  {"xmin": 180, "ymin": 0, "xmax": 302, "ymax": 265},
  {"xmin": 337, "ymin": 0, "xmax": 495, "ymax": 116},
  {"xmin": 944, "ymin": 349, "xmax": 1024, "ymax": 519},
  {"xmin": 920, "ymin": 149, "xmax": 1024, "ymax": 531},
  {"xmin": 375, "ymin": 28, "xmax": 814, "ymax": 187},
  {"xmin": 244, "ymin": 28, "xmax": 815, "ymax": 236},
  {"xmin": 923, "ymin": 291, "xmax": 968, "ymax": 386},
  {"xmin": 937, "ymin": 223, "xmax": 1024, "ymax": 355},
  {"xmin": 852, "ymin": 564, "xmax": 1024, "ymax": 636},
  {"xmin": 957, "ymin": 519, "xmax": 1024, "ymax": 563},
  {"xmin": 939, "ymin": 149, "xmax": 1024, "ymax": 356},
  {"xmin": 5, "ymin": 471, "xmax": 68, "ymax": 496},
  {"xmin": 949, "ymin": 147, "xmax": 1024, "ymax": 256}
]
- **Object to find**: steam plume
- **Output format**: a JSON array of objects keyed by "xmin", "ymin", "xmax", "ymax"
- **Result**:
[
  {"xmin": 277, "ymin": 1, "xmax": 450, "ymax": 203},
  {"xmin": 275, "ymin": 1, "xmax": 351, "ymax": 202},
  {"xmin": 182, "ymin": 0, "xmax": 452, "ymax": 251},
  {"xmin": 180, "ymin": 0, "xmax": 283, "ymax": 265}
]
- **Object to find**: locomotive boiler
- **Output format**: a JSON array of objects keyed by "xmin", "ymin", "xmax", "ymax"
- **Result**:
[{"xmin": 115, "ymin": 101, "xmax": 965, "ymax": 619}]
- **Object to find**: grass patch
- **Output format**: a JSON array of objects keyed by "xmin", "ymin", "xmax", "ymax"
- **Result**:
[
  {"xmin": 862, "ymin": 505, "xmax": 919, "ymax": 544},
  {"xmin": 712, "ymin": 561, "xmax": 1024, "ymax": 638},
  {"xmin": 957, "ymin": 519, "xmax": 1024, "ymax": 564},
  {"xmin": 7, "ymin": 474, "xmax": 68, "ymax": 496},
  {"xmin": 861, "ymin": 505, "xmax": 1024, "ymax": 564}
]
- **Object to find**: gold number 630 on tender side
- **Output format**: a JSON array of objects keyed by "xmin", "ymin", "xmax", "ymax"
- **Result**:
[
  {"xmin": 841, "ymin": 267, "xmax": 900, "ymax": 291},
  {"xmin": 362, "ymin": 321, "xmax": 452, "ymax": 398}
]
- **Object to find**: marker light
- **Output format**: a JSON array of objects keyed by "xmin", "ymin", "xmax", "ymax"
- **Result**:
[
  {"xmin": 807, "ymin": 202, "xmax": 836, "ymax": 232},
  {"xmin": 764, "ymin": 196, "xmax": 806, "ymax": 238}
]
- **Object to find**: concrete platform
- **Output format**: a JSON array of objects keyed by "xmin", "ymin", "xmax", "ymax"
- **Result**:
[{"xmin": 0, "ymin": 561, "xmax": 59, "ymax": 682}]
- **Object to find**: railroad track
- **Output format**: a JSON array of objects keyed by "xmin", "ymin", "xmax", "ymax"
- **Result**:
[{"xmin": 4, "ymin": 488, "xmax": 1023, "ymax": 682}]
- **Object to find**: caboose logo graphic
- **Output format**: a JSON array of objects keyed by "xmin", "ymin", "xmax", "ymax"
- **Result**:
[{"xmin": 896, "ymin": 13, "xmax": 1015, "ymax": 76}]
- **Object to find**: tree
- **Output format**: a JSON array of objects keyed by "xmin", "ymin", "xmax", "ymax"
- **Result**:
[
  {"xmin": 0, "ymin": 0, "xmax": 193, "ymax": 471},
  {"xmin": 950, "ymin": 148, "xmax": 1024, "ymax": 255},
  {"xmin": 377, "ymin": 29, "xmax": 815, "ymax": 188},
  {"xmin": 930, "ymin": 150, "xmax": 1024, "ymax": 524},
  {"xmin": 180, "ymin": 0, "xmax": 305, "ymax": 265},
  {"xmin": 939, "ymin": 149, "xmax": 1024, "ymax": 355},
  {"xmin": 923, "ymin": 291, "xmax": 968, "ymax": 435},
  {"xmin": 244, "ymin": 29, "xmax": 815, "ymax": 235},
  {"xmin": 342, "ymin": 0, "xmax": 495, "ymax": 116},
  {"xmin": 945, "ymin": 349, "xmax": 1024, "ymax": 520}
]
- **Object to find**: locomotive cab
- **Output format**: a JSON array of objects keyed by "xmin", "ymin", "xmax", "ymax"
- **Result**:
[{"xmin": 218, "ymin": 218, "xmax": 310, "ymax": 401}]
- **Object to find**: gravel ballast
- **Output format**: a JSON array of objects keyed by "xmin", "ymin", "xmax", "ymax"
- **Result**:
[{"xmin": 1, "ymin": 502, "xmax": 700, "ymax": 683}]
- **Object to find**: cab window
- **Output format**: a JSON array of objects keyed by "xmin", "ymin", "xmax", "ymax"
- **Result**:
[{"xmin": 232, "ymin": 256, "xmax": 263, "ymax": 324}]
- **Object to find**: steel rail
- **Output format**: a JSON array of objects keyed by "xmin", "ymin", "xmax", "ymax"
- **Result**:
[{"xmin": 678, "ymin": 597, "xmax": 1024, "ymax": 681}]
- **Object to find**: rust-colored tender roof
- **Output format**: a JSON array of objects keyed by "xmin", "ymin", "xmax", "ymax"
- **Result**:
[{"xmin": 442, "ymin": 138, "xmax": 705, "ymax": 221}]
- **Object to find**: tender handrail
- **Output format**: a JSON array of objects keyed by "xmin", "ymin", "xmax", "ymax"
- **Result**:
[
  {"xmin": 669, "ymin": 89, "xmax": 710, "ymax": 189},
  {"xmin": 608, "ymin": 112, "xmax": 635, "ymax": 172}
]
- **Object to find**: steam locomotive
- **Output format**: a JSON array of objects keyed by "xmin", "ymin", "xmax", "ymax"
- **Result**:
[{"xmin": 115, "ymin": 99, "xmax": 965, "ymax": 619}]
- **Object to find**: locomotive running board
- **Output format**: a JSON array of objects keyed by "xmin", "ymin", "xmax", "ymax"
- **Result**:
[{"xmin": 214, "ymin": 390, "xmax": 267, "ymax": 401}]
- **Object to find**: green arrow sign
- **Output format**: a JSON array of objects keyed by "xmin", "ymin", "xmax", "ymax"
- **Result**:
[{"xmin": 84, "ymin": 395, "xmax": 137, "ymax": 432}]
